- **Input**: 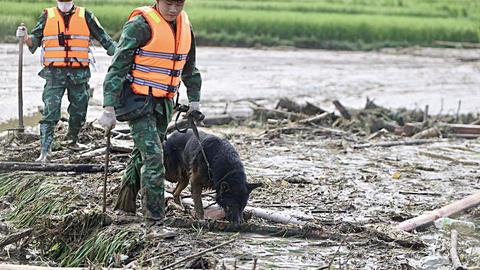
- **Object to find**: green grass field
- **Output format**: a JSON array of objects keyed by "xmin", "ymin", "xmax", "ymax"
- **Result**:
[{"xmin": 1, "ymin": 0, "xmax": 480, "ymax": 50}]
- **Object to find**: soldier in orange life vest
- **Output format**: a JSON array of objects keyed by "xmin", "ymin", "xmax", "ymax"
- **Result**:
[
  {"xmin": 18, "ymin": 0, "xmax": 117, "ymax": 163},
  {"xmin": 99, "ymin": 0, "xmax": 202, "ymax": 238}
]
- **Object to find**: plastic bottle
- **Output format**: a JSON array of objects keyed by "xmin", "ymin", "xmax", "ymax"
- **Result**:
[{"xmin": 434, "ymin": 217, "xmax": 476, "ymax": 234}]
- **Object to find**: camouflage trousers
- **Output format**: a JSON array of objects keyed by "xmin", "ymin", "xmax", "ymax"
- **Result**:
[
  {"xmin": 39, "ymin": 79, "xmax": 90, "ymax": 153},
  {"xmin": 115, "ymin": 107, "xmax": 173, "ymax": 221}
]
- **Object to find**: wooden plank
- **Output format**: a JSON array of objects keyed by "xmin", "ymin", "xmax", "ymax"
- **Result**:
[{"xmin": 446, "ymin": 124, "xmax": 480, "ymax": 135}]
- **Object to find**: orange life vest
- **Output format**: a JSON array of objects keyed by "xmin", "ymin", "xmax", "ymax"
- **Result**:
[
  {"xmin": 127, "ymin": 6, "xmax": 191, "ymax": 98},
  {"xmin": 42, "ymin": 7, "xmax": 91, "ymax": 68}
]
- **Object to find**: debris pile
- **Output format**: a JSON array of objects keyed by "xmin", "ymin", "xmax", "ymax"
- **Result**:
[{"xmin": 0, "ymin": 97, "xmax": 478, "ymax": 269}]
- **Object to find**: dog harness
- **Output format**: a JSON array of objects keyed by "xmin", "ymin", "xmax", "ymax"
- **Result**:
[
  {"xmin": 42, "ymin": 7, "xmax": 91, "ymax": 68},
  {"xmin": 127, "ymin": 6, "xmax": 191, "ymax": 98}
]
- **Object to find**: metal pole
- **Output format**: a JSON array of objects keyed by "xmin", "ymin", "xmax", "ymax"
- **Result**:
[
  {"xmin": 17, "ymin": 23, "xmax": 25, "ymax": 133},
  {"xmin": 103, "ymin": 130, "xmax": 111, "ymax": 213}
]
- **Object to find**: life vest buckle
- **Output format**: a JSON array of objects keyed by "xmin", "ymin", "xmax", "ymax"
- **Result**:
[
  {"xmin": 170, "ymin": 69, "xmax": 181, "ymax": 77},
  {"xmin": 167, "ymin": 85, "xmax": 178, "ymax": 92},
  {"xmin": 172, "ymin": 54, "xmax": 182, "ymax": 61}
]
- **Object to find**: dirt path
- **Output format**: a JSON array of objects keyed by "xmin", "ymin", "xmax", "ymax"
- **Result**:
[{"xmin": 0, "ymin": 44, "xmax": 479, "ymax": 126}]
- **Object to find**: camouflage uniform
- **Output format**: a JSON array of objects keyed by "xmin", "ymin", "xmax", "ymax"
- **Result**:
[
  {"xmin": 103, "ymin": 9, "xmax": 201, "ymax": 221},
  {"xmin": 28, "ymin": 6, "xmax": 117, "ymax": 153}
]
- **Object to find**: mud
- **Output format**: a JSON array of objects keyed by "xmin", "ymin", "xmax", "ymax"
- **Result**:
[{"xmin": 0, "ymin": 44, "xmax": 479, "ymax": 269}]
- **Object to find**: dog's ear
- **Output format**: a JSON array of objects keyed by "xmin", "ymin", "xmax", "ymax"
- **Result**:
[
  {"xmin": 247, "ymin": 183, "xmax": 262, "ymax": 193},
  {"xmin": 220, "ymin": 182, "xmax": 230, "ymax": 194}
]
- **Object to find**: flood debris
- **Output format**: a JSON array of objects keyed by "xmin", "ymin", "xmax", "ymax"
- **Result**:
[
  {"xmin": 0, "ymin": 228, "xmax": 32, "ymax": 249},
  {"xmin": 397, "ymin": 192, "xmax": 480, "ymax": 232},
  {"xmin": 450, "ymin": 230, "xmax": 467, "ymax": 270},
  {"xmin": 0, "ymin": 97, "xmax": 479, "ymax": 268},
  {"xmin": 0, "ymin": 161, "xmax": 119, "ymax": 173}
]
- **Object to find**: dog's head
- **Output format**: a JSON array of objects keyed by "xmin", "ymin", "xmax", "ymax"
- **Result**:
[{"xmin": 216, "ymin": 180, "xmax": 262, "ymax": 227}]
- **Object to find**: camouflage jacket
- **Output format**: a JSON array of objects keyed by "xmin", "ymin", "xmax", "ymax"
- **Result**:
[
  {"xmin": 103, "ymin": 11, "xmax": 201, "ymax": 108},
  {"xmin": 28, "ymin": 6, "xmax": 117, "ymax": 84}
]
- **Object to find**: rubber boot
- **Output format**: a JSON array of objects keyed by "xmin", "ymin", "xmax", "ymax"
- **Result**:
[
  {"xmin": 35, "ymin": 148, "xmax": 51, "ymax": 163},
  {"xmin": 144, "ymin": 219, "xmax": 177, "ymax": 240},
  {"xmin": 36, "ymin": 123, "xmax": 53, "ymax": 163},
  {"xmin": 62, "ymin": 132, "xmax": 87, "ymax": 151}
]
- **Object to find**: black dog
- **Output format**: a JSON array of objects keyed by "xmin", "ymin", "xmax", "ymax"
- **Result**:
[{"xmin": 164, "ymin": 130, "xmax": 261, "ymax": 226}]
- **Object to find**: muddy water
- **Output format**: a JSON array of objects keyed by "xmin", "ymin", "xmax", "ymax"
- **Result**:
[{"xmin": 1, "ymin": 44, "xmax": 479, "ymax": 128}]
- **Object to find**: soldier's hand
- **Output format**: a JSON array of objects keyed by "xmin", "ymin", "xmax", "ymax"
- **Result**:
[
  {"xmin": 186, "ymin": 101, "xmax": 200, "ymax": 116},
  {"xmin": 99, "ymin": 106, "xmax": 116, "ymax": 132},
  {"xmin": 16, "ymin": 25, "xmax": 30, "ymax": 42},
  {"xmin": 16, "ymin": 25, "xmax": 27, "ymax": 38}
]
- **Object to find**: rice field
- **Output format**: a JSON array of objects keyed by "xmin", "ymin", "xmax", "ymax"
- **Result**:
[{"xmin": 1, "ymin": 0, "xmax": 480, "ymax": 49}]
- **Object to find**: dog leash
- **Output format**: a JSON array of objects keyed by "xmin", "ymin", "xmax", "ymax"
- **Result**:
[{"xmin": 174, "ymin": 104, "xmax": 214, "ymax": 182}]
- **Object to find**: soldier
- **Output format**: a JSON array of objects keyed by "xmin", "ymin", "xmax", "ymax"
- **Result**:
[
  {"xmin": 99, "ymin": 0, "xmax": 202, "ymax": 237},
  {"xmin": 18, "ymin": 0, "xmax": 117, "ymax": 163}
]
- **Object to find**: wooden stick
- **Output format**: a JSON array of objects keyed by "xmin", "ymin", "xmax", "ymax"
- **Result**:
[
  {"xmin": 252, "ymin": 107, "xmax": 307, "ymax": 121},
  {"xmin": 450, "ymin": 230, "xmax": 467, "ymax": 270},
  {"xmin": 455, "ymin": 100, "xmax": 462, "ymax": 123},
  {"xmin": 422, "ymin": 105, "xmax": 429, "ymax": 127},
  {"xmin": 332, "ymin": 100, "xmax": 351, "ymax": 120},
  {"xmin": 297, "ymin": 112, "xmax": 332, "ymax": 125},
  {"xmin": 412, "ymin": 127, "xmax": 441, "ymax": 139},
  {"xmin": 159, "ymin": 238, "xmax": 237, "ymax": 270},
  {"xmin": 399, "ymin": 191, "xmax": 441, "ymax": 197},
  {"xmin": 0, "ymin": 162, "xmax": 114, "ymax": 173},
  {"xmin": 103, "ymin": 130, "xmax": 111, "ymax": 213},
  {"xmin": 0, "ymin": 229, "xmax": 33, "ymax": 249},
  {"xmin": 0, "ymin": 265, "xmax": 123, "ymax": 270},
  {"xmin": 446, "ymin": 124, "xmax": 480, "ymax": 135},
  {"xmin": 353, "ymin": 139, "xmax": 439, "ymax": 149},
  {"xmin": 144, "ymin": 248, "xmax": 180, "ymax": 263},
  {"xmin": 397, "ymin": 192, "xmax": 480, "ymax": 231}
]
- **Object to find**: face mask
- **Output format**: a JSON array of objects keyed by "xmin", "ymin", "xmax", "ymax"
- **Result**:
[{"xmin": 57, "ymin": 1, "xmax": 74, "ymax": 13}]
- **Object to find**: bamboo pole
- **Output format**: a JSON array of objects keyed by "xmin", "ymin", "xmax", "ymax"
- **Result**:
[{"xmin": 397, "ymin": 192, "xmax": 480, "ymax": 231}]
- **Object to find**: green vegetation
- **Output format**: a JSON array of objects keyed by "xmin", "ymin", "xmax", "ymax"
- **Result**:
[
  {"xmin": 0, "ymin": 173, "xmax": 141, "ymax": 267},
  {"xmin": 1, "ymin": 0, "xmax": 480, "ymax": 49}
]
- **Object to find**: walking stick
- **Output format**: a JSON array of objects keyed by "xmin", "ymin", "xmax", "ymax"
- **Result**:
[
  {"xmin": 16, "ymin": 23, "xmax": 25, "ymax": 133},
  {"xmin": 103, "ymin": 130, "xmax": 111, "ymax": 213}
]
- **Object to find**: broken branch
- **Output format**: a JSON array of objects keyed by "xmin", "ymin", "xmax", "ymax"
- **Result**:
[
  {"xmin": 0, "ymin": 228, "xmax": 33, "ymax": 249},
  {"xmin": 397, "ymin": 191, "xmax": 480, "ymax": 232},
  {"xmin": 450, "ymin": 229, "xmax": 467, "ymax": 270},
  {"xmin": 353, "ymin": 139, "xmax": 439, "ymax": 149},
  {"xmin": 159, "ymin": 237, "xmax": 236, "ymax": 270}
]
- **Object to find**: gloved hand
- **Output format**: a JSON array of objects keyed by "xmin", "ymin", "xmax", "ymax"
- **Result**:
[
  {"xmin": 99, "ymin": 106, "xmax": 116, "ymax": 132},
  {"xmin": 186, "ymin": 101, "xmax": 200, "ymax": 116},
  {"xmin": 16, "ymin": 25, "xmax": 30, "ymax": 43},
  {"xmin": 16, "ymin": 25, "xmax": 27, "ymax": 38}
]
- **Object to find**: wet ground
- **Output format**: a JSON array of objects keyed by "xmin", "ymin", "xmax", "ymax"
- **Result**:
[{"xmin": 0, "ymin": 44, "xmax": 479, "ymax": 269}]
